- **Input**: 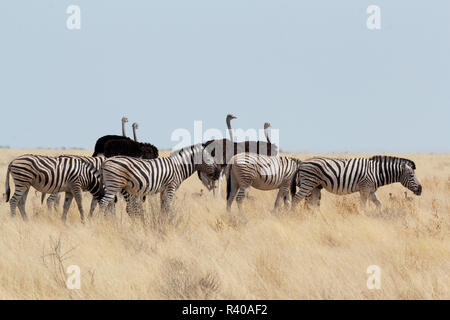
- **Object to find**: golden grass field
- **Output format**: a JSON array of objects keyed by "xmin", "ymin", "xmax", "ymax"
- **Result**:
[{"xmin": 0, "ymin": 148, "xmax": 449, "ymax": 299}]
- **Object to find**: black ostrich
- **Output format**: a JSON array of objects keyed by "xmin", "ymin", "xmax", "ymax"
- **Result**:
[
  {"xmin": 92, "ymin": 116, "xmax": 131, "ymax": 157},
  {"xmin": 103, "ymin": 139, "xmax": 159, "ymax": 159},
  {"xmin": 198, "ymin": 114, "xmax": 278, "ymax": 197},
  {"xmin": 104, "ymin": 121, "xmax": 159, "ymax": 159}
]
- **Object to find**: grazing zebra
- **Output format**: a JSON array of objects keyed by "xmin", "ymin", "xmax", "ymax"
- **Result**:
[
  {"xmin": 44, "ymin": 155, "xmax": 105, "ymax": 217},
  {"xmin": 5, "ymin": 154, "xmax": 104, "ymax": 222},
  {"xmin": 290, "ymin": 155, "xmax": 422, "ymax": 209},
  {"xmin": 226, "ymin": 153, "xmax": 320, "ymax": 212},
  {"xmin": 99, "ymin": 143, "xmax": 220, "ymax": 215}
]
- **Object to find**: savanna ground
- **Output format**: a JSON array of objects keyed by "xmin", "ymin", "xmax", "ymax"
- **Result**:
[{"xmin": 0, "ymin": 148, "xmax": 449, "ymax": 299}]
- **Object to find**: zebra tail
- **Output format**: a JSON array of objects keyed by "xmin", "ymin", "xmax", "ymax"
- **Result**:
[
  {"xmin": 226, "ymin": 164, "xmax": 232, "ymax": 201},
  {"xmin": 290, "ymin": 171, "xmax": 298, "ymax": 197},
  {"xmin": 41, "ymin": 193, "xmax": 46, "ymax": 204},
  {"xmin": 5, "ymin": 164, "xmax": 11, "ymax": 202}
]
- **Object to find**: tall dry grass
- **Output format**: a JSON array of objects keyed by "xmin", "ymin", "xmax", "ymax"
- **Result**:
[{"xmin": 0, "ymin": 148, "xmax": 449, "ymax": 299}]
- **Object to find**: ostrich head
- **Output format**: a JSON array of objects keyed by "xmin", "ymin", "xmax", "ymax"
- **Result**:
[
  {"xmin": 132, "ymin": 122, "xmax": 138, "ymax": 130},
  {"xmin": 122, "ymin": 116, "xmax": 129, "ymax": 124},
  {"xmin": 226, "ymin": 114, "xmax": 237, "ymax": 124}
]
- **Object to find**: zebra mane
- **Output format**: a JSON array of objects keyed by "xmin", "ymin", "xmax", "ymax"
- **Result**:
[
  {"xmin": 289, "ymin": 157, "xmax": 302, "ymax": 166},
  {"xmin": 170, "ymin": 143, "xmax": 205, "ymax": 157},
  {"xmin": 369, "ymin": 155, "xmax": 416, "ymax": 170},
  {"xmin": 79, "ymin": 159, "xmax": 103, "ymax": 179}
]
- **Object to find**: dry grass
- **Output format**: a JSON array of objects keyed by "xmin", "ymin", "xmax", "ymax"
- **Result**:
[{"xmin": 0, "ymin": 148, "xmax": 449, "ymax": 299}]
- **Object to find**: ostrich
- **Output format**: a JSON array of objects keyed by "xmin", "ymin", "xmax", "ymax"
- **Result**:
[
  {"xmin": 103, "ymin": 139, "xmax": 159, "ymax": 159},
  {"xmin": 198, "ymin": 114, "xmax": 279, "ymax": 198},
  {"xmin": 92, "ymin": 116, "xmax": 131, "ymax": 157},
  {"xmin": 103, "ymin": 119, "xmax": 158, "ymax": 160},
  {"xmin": 132, "ymin": 122, "xmax": 139, "ymax": 142}
]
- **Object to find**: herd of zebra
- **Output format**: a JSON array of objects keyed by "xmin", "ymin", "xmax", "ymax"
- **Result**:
[{"xmin": 4, "ymin": 115, "xmax": 422, "ymax": 223}]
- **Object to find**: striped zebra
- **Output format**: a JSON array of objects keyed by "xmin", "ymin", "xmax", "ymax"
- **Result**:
[
  {"xmin": 291, "ymin": 155, "xmax": 422, "ymax": 208},
  {"xmin": 5, "ymin": 154, "xmax": 104, "ymax": 222},
  {"xmin": 44, "ymin": 155, "xmax": 105, "ymax": 216},
  {"xmin": 99, "ymin": 143, "xmax": 220, "ymax": 214},
  {"xmin": 226, "ymin": 153, "xmax": 320, "ymax": 212}
]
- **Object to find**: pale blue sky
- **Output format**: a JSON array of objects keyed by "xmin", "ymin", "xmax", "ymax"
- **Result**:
[{"xmin": 0, "ymin": 1, "xmax": 449, "ymax": 153}]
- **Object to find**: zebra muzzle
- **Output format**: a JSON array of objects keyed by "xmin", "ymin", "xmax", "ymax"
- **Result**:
[{"xmin": 414, "ymin": 185, "xmax": 422, "ymax": 196}]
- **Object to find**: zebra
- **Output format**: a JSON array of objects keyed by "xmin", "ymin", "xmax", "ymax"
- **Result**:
[
  {"xmin": 43, "ymin": 155, "xmax": 105, "ymax": 217},
  {"xmin": 5, "ymin": 154, "xmax": 104, "ymax": 222},
  {"xmin": 290, "ymin": 155, "xmax": 422, "ymax": 209},
  {"xmin": 225, "ymin": 153, "xmax": 320, "ymax": 212},
  {"xmin": 99, "ymin": 143, "xmax": 220, "ymax": 215}
]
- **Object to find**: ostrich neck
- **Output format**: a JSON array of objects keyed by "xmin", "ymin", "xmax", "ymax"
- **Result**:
[
  {"xmin": 122, "ymin": 121, "xmax": 126, "ymax": 137},
  {"xmin": 264, "ymin": 128, "xmax": 271, "ymax": 143},
  {"xmin": 227, "ymin": 119, "xmax": 233, "ymax": 142},
  {"xmin": 133, "ymin": 128, "xmax": 138, "ymax": 141}
]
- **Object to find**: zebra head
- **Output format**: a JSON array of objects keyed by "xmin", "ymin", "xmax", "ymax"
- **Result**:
[
  {"xmin": 81, "ymin": 160, "xmax": 105, "ymax": 201},
  {"xmin": 400, "ymin": 162, "xmax": 422, "ymax": 196},
  {"xmin": 197, "ymin": 171, "xmax": 216, "ymax": 191},
  {"xmin": 198, "ymin": 146, "xmax": 221, "ymax": 181}
]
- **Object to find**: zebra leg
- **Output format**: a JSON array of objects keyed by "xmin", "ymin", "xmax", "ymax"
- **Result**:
[
  {"xmin": 226, "ymin": 173, "xmax": 239, "ymax": 212},
  {"xmin": 160, "ymin": 186, "xmax": 176, "ymax": 214},
  {"xmin": 282, "ymin": 188, "xmax": 291, "ymax": 208},
  {"xmin": 72, "ymin": 188, "xmax": 86, "ymax": 223},
  {"xmin": 9, "ymin": 185, "xmax": 28, "ymax": 218},
  {"xmin": 46, "ymin": 194, "xmax": 54, "ymax": 211},
  {"xmin": 88, "ymin": 197, "xmax": 97, "ymax": 217},
  {"xmin": 273, "ymin": 188, "xmax": 288, "ymax": 211},
  {"xmin": 99, "ymin": 187, "xmax": 121, "ymax": 216},
  {"xmin": 291, "ymin": 183, "xmax": 317, "ymax": 210},
  {"xmin": 61, "ymin": 192, "xmax": 74, "ymax": 222},
  {"xmin": 305, "ymin": 187, "xmax": 322, "ymax": 208},
  {"xmin": 236, "ymin": 188, "xmax": 248, "ymax": 213},
  {"xmin": 46, "ymin": 194, "xmax": 61, "ymax": 212},
  {"xmin": 54, "ymin": 193, "xmax": 61, "ymax": 211},
  {"xmin": 17, "ymin": 188, "xmax": 30, "ymax": 221},
  {"xmin": 369, "ymin": 192, "xmax": 382, "ymax": 209},
  {"xmin": 359, "ymin": 191, "xmax": 369, "ymax": 207}
]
